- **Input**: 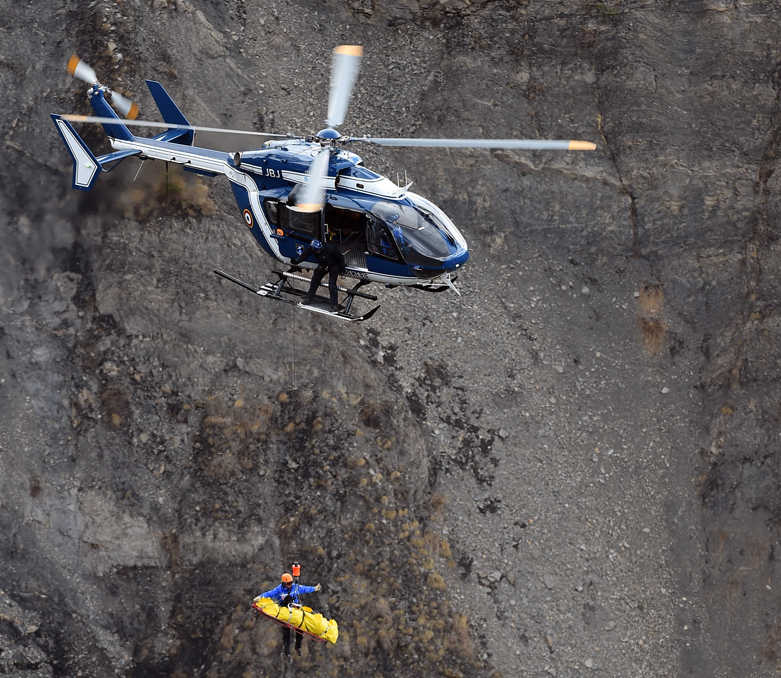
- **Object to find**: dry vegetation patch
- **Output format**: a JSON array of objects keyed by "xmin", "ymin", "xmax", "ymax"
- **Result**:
[{"xmin": 637, "ymin": 283, "xmax": 667, "ymax": 353}]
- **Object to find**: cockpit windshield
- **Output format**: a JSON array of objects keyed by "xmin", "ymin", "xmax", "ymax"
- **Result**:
[
  {"xmin": 342, "ymin": 166, "xmax": 382, "ymax": 181},
  {"xmin": 371, "ymin": 201, "xmax": 452, "ymax": 263}
]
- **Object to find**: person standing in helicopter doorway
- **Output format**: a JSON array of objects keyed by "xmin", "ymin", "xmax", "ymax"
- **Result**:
[
  {"xmin": 255, "ymin": 571, "xmax": 322, "ymax": 660},
  {"xmin": 291, "ymin": 238, "xmax": 346, "ymax": 312}
]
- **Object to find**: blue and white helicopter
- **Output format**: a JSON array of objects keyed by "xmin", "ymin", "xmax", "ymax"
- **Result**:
[{"xmin": 52, "ymin": 46, "xmax": 595, "ymax": 321}]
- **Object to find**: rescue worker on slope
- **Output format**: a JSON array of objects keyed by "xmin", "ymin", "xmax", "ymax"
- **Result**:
[
  {"xmin": 291, "ymin": 238, "xmax": 346, "ymax": 312},
  {"xmin": 256, "ymin": 573, "xmax": 322, "ymax": 660}
]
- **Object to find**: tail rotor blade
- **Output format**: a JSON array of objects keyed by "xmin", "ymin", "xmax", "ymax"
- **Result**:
[
  {"xmin": 292, "ymin": 149, "xmax": 330, "ymax": 213},
  {"xmin": 110, "ymin": 91, "xmax": 140, "ymax": 120},
  {"xmin": 67, "ymin": 55, "xmax": 97, "ymax": 84},
  {"xmin": 326, "ymin": 45, "xmax": 363, "ymax": 128}
]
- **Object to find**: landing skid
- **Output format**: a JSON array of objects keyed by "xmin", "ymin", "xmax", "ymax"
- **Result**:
[{"xmin": 214, "ymin": 269, "xmax": 380, "ymax": 322}]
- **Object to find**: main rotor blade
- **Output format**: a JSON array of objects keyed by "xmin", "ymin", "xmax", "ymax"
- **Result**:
[
  {"xmin": 326, "ymin": 45, "xmax": 363, "ymax": 128},
  {"xmin": 292, "ymin": 149, "xmax": 331, "ymax": 213},
  {"xmin": 59, "ymin": 114, "xmax": 288, "ymax": 138},
  {"xmin": 352, "ymin": 137, "xmax": 597, "ymax": 151}
]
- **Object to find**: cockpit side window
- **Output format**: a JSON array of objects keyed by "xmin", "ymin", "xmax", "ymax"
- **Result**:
[
  {"xmin": 370, "ymin": 200, "xmax": 452, "ymax": 264},
  {"xmin": 366, "ymin": 220, "xmax": 400, "ymax": 261}
]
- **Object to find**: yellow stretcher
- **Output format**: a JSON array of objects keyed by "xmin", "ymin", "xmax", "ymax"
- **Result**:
[{"xmin": 252, "ymin": 597, "xmax": 339, "ymax": 644}]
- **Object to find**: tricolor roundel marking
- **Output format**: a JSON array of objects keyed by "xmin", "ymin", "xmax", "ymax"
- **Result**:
[{"xmin": 243, "ymin": 209, "xmax": 253, "ymax": 228}]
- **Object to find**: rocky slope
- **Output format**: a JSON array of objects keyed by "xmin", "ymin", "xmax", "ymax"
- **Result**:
[{"xmin": 1, "ymin": 0, "xmax": 781, "ymax": 676}]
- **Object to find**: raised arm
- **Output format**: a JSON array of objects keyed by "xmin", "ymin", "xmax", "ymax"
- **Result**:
[{"xmin": 298, "ymin": 583, "xmax": 322, "ymax": 595}]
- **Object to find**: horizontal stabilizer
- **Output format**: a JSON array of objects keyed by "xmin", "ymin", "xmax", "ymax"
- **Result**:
[{"xmin": 96, "ymin": 148, "xmax": 142, "ymax": 171}]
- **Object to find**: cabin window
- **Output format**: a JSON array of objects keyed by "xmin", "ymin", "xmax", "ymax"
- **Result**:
[
  {"xmin": 263, "ymin": 199, "xmax": 279, "ymax": 225},
  {"xmin": 279, "ymin": 204, "xmax": 321, "ymax": 237},
  {"xmin": 366, "ymin": 220, "xmax": 399, "ymax": 261}
]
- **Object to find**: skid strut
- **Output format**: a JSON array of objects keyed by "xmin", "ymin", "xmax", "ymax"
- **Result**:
[{"xmin": 214, "ymin": 269, "xmax": 380, "ymax": 322}]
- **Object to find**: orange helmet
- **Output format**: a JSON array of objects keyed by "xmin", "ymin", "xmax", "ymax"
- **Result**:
[{"xmin": 281, "ymin": 573, "xmax": 293, "ymax": 584}]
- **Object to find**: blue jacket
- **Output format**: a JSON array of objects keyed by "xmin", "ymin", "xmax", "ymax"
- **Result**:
[
  {"xmin": 257, "ymin": 582, "xmax": 317, "ymax": 605},
  {"xmin": 292, "ymin": 242, "xmax": 346, "ymax": 273}
]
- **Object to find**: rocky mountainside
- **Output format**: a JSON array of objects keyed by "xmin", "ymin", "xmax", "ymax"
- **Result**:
[{"xmin": 1, "ymin": 0, "xmax": 781, "ymax": 676}]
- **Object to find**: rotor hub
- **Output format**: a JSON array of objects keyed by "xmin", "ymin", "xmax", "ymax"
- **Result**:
[{"xmin": 316, "ymin": 127, "xmax": 341, "ymax": 143}]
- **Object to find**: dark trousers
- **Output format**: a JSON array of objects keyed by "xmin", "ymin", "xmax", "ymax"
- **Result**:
[
  {"xmin": 307, "ymin": 266, "xmax": 339, "ymax": 305},
  {"xmin": 282, "ymin": 626, "xmax": 303, "ymax": 655}
]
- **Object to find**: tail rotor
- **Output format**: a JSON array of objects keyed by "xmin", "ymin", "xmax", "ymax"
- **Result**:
[{"xmin": 67, "ymin": 54, "xmax": 139, "ymax": 120}]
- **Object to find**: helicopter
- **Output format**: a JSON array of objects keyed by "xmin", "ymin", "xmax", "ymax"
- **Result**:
[{"xmin": 52, "ymin": 46, "xmax": 596, "ymax": 321}]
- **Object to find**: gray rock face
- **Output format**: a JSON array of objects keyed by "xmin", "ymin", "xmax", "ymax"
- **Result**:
[{"xmin": 1, "ymin": 1, "xmax": 780, "ymax": 677}]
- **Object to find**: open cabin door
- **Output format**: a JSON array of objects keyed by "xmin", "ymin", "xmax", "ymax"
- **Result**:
[{"xmin": 324, "ymin": 204, "xmax": 370, "ymax": 269}]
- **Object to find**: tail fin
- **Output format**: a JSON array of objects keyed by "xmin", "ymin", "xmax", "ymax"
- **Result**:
[
  {"xmin": 51, "ymin": 115, "xmax": 103, "ymax": 190},
  {"xmin": 86, "ymin": 86, "xmax": 135, "ymax": 142},
  {"xmin": 146, "ymin": 80, "xmax": 195, "ymax": 145},
  {"xmin": 51, "ymin": 115, "xmax": 140, "ymax": 190}
]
